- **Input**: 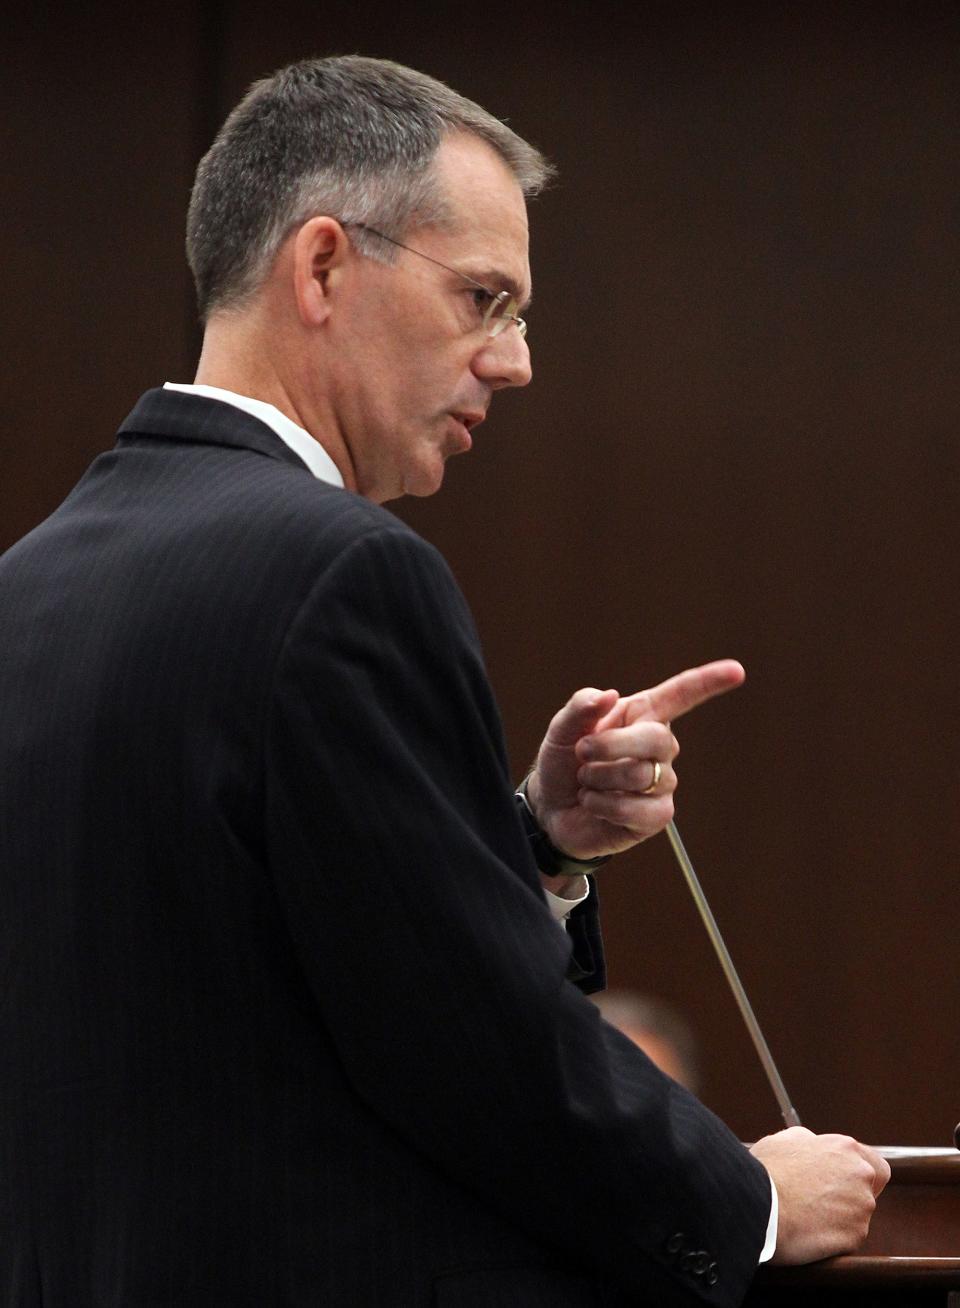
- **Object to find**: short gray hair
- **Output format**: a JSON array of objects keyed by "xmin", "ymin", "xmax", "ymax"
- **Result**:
[{"xmin": 186, "ymin": 55, "xmax": 554, "ymax": 321}]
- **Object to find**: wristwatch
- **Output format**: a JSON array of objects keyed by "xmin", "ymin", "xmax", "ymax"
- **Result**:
[{"xmin": 514, "ymin": 774, "xmax": 611, "ymax": 878}]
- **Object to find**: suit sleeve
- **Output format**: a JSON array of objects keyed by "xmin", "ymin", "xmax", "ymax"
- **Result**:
[{"xmin": 263, "ymin": 524, "xmax": 770, "ymax": 1306}]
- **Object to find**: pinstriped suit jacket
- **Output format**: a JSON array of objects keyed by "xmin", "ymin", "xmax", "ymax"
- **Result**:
[{"xmin": 0, "ymin": 389, "xmax": 771, "ymax": 1306}]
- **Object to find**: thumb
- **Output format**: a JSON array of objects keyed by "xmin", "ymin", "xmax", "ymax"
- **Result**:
[{"xmin": 543, "ymin": 687, "xmax": 619, "ymax": 750}]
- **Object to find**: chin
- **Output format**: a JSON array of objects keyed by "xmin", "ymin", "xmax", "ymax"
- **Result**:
[
  {"xmin": 403, "ymin": 475, "xmax": 445, "ymax": 500},
  {"xmin": 401, "ymin": 456, "xmax": 449, "ymax": 500}
]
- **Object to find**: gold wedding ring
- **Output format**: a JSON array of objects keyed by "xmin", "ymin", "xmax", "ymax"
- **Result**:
[{"xmin": 641, "ymin": 760, "xmax": 662, "ymax": 795}]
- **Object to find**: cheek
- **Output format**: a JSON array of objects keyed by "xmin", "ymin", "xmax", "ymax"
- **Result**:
[
  {"xmin": 351, "ymin": 318, "xmax": 475, "ymax": 431},
  {"xmin": 395, "ymin": 353, "xmax": 461, "ymax": 419}
]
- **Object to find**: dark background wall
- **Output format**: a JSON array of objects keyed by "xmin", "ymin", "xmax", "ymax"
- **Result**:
[{"xmin": 4, "ymin": 2, "xmax": 958, "ymax": 1147}]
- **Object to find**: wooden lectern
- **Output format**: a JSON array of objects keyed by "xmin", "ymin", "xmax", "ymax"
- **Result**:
[{"xmin": 745, "ymin": 1148, "xmax": 960, "ymax": 1307}]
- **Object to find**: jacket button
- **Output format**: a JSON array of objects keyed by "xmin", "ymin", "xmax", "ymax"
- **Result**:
[
  {"xmin": 665, "ymin": 1233, "xmax": 684, "ymax": 1256},
  {"xmin": 707, "ymin": 1262, "xmax": 719, "ymax": 1286},
  {"xmin": 691, "ymin": 1252, "xmax": 710, "ymax": 1276}
]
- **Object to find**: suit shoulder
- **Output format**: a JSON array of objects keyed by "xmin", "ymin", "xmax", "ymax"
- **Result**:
[
  {"xmin": 229, "ymin": 467, "xmax": 465, "ymax": 632},
  {"xmin": 201, "ymin": 456, "xmax": 427, "ymax": 563}
]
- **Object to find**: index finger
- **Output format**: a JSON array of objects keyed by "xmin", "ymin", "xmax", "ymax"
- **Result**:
[{"xmin": 622, "ymin": 660, "xmax": 746, "ymax": 725}]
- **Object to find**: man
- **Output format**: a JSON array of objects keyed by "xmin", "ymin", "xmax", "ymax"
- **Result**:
[{"xmin": 0, "ymin": 56, "xmax": 887, "ymax": 1306}]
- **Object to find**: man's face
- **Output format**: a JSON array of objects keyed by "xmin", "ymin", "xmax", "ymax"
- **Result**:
[{"xmin": 328, "ymin": 133, "xmax": 533, "ymax": 503}]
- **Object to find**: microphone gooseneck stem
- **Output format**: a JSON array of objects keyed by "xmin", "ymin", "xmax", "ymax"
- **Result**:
[{"xmin": 665, "ymin": 820, "xmax": 802, "ymax": 1129}]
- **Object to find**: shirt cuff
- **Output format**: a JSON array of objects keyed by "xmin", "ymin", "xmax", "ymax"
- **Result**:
[
  {"xmin": 758, "ymin": 1174, "xmax": 778, "ymax": 1262},
  {"xmin": 543, "ymin": 875, "xmax": 591, "ymax": 922}
]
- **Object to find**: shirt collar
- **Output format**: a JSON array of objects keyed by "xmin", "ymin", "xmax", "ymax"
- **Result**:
[{"xmin": 163, "ymin": 382, "xmax": 344, "ymax": 488}]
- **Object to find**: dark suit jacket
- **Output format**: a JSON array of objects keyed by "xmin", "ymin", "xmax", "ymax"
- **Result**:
[{"xmin": 0, "ymin": 389, "xmax": 771, "ymax": 1306}]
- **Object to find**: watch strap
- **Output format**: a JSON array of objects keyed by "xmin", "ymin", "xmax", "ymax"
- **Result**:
[{"xmin": 514, "ymin": 775, "xmax": 612, "ymax": 877}]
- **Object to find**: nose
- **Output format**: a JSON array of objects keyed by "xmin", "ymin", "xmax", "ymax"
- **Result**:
[{"xmin": 472, "ymin": 325, "xmax": 532, "ymax": 390}]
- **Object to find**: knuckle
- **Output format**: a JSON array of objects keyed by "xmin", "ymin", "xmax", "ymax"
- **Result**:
[{"xmin": 651, "ymin": 722, "xmax": 672, "ymax": 749}]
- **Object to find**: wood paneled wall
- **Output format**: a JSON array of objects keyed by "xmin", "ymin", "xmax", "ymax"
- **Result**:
[{"xmin": 4, "ymin": 2, "xmax": 958, "ymax": 1146}]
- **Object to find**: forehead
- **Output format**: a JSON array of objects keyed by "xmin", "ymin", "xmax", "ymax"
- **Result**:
[{"xmin": 422, "ymin": 133, "xmax": 531, "ymax": 303}]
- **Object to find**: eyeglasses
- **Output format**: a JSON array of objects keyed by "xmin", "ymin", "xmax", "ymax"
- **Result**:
[{"xmin": 347, "ymin": 222, "xmax": 528, "ymax": 340}]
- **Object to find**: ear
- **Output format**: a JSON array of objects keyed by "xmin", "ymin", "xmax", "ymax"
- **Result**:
[{"xmin": 291, "ymin": 217, "xmax": 351, "ymax": 327}]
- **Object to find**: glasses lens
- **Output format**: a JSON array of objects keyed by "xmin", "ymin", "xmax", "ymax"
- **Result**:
[{"xmin": 484, "ymin": 292, "xmax": 524, "ymax": 339}]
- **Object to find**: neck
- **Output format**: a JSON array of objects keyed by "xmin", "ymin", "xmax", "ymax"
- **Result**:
[{"xmin": 194, "ymin": 309, "xmax": 358, "ymax": 493}]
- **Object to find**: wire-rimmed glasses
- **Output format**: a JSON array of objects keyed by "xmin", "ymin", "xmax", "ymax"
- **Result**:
[{"xmin": 347, "ymin": 222, "xmax": 528, "ymax": 340}]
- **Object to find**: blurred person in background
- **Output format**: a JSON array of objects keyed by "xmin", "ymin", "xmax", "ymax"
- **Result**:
[{"xmin": 592, "ymin": 989, "xmax": 701, "ymax": 1093}]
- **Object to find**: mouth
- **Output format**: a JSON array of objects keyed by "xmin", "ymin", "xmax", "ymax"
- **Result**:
[
  {"xmin": 448, "ymin": 411, "xmax": 486, "ymax": 452},
  {"xmin": 452, "ymin": 411, "xmax": 486, "ymax": 433}
]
